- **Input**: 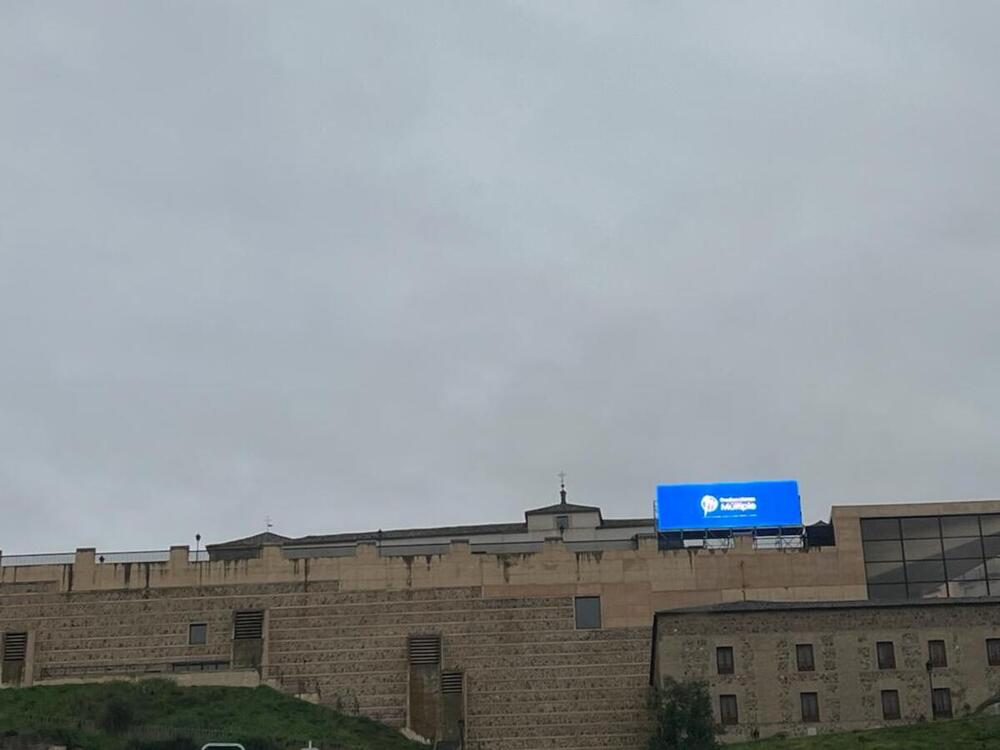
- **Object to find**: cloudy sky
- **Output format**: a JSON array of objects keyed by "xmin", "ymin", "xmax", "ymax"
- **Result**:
[{"xmin": 1, "ymin": 2, "xmax": 998, "ymax": 554}]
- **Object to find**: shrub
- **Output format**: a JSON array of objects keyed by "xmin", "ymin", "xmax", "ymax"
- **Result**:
[{"xmin": 647, "ymin": 678, "xmax": 719, "ymax": 750}]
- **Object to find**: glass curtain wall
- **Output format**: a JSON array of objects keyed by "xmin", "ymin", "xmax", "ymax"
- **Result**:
[{"xmin": 862, "ymin": 514, "xmax": 1000, "ymax": 600}]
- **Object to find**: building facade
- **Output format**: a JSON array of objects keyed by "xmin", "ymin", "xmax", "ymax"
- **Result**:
[
  {"xmin": 651, "ymin": 599, "xmax": 1000, "ymax": 741},
  {"xmin": 2, "ymin": 495, "xmax": 1000, "ymax": 748}
]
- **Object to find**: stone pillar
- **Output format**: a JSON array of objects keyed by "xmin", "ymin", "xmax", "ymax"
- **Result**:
[
  {"xmin": 449, "ymin": 539, "xmax": 471, "ymax": 557},
  {"xmin": 74, "ymin": 548, "xmax": 96, "ymax": 592},
  {"xmin": 637, "ymin": 533, "xmax": 659, "ymax": 555}
]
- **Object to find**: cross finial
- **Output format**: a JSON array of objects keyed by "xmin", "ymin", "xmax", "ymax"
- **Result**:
[
  {"xmin": 265, "ymin": 516, "xmax": 273, "ymax": 532},
  {"xmin": 558, "ymin": 471, "xmax": 567, "ymax": 504}
]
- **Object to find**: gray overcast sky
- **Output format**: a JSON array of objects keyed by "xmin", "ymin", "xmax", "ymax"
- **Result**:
[{"xmin": 1, "ymin": 2, "xmax": 999, "ymax": 554}]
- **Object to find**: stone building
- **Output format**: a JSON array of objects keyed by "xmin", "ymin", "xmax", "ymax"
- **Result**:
[
  {"xmin": 2, "ymin": 493, "xmax": 1000, "ymax": 748},
  {"xmin": 650, "ymin": 598, "xmax": 1000, "ymax": 741}
]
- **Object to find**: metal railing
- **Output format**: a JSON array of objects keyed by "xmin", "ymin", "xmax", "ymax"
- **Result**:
[
  {"xmin": 39, "ymin": 659, "xmax": 232, "ymax": 679},
  {"xmin": 0, "ymin": 552, "xmax": 76, "ymax": 567},
  {"xmin": 1, "ymin": 549, "xmax": 209, "ymax": 567}
]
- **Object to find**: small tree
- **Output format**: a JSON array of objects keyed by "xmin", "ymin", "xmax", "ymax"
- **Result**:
[{"xmin": 647, "ymin": 677, "xmax": 719, "ymax": 750}]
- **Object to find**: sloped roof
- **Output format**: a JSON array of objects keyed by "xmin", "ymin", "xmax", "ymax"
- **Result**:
[
  {"xmin": 206, "ymin": 532, "xmax": 291, "ymax": 550},
  {"xmin": 290, "ymin": 522, "xmax": 528, "ymax": 546}
]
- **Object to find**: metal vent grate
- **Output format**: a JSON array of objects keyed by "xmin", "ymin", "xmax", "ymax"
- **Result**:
[
  {"xmin": 408, "ymin": 635, "xmax": 441, "ymax": 665},
  {"xmin": 233, "ymin": 611, "xmax": 264, "ymax": 640},
  {"xmin": 441, "ymin": 671, "xmax": 463, "ymax": 694},
  {"xmin": 3, "ymin": 633, "xmax": 27, "ymax": 662}
]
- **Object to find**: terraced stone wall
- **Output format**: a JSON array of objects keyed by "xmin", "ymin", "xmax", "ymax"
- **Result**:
[{"xmin": 0, "ymin": 581, "xmax": 651, "ymax": 750}]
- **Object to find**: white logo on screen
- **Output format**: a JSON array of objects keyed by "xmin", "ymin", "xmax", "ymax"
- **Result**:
[{"xmin": 700, "ymin": 495, "xmax": 719, "ymax": 516}]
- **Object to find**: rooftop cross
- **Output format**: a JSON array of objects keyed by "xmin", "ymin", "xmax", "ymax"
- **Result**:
[{"xmin": 558, "ymin": 471, "xmax": 567, "ymax": 504}]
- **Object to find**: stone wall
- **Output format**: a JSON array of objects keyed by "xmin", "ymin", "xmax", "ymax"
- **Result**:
[
  {"xmin": 0, "ymin": 527, "xmax": 872, "ymax": 750},
  {"xmin": 0, "ymin": 580, "xmax": 651, "ymax": 750}
]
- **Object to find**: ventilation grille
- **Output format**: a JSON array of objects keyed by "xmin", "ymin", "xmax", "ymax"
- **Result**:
[
  {"xmin": 408, "ymin": 635, "xmax": 441, "ymax": 665},
  {"xmin": 3, "ymin": 633, "xmax": 27, "ymax": 662},
  {"xmin": 441, "ymin": 671, "xmax": 464, "ymax": 694},
  {"xmin": 233, "ymin": 611, "xmax": 264, "ymax": 640}
]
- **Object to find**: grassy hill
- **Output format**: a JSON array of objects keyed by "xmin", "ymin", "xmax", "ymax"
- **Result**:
[
  {"xmin": 731, "ymin": 714, "xmax": 1000, "ymax": 749},
  {"xmin": 0, "ymin": 680, "xmax": 424, "ymax": 750}
]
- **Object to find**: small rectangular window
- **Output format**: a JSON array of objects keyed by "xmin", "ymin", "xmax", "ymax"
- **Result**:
[
  {"xmin": 876, "ymin": 641, "xmax": 896, "ymax": 670},
  {"xmin": 800, "ymin": 692, "xmax": 820, "ymax": 723},
  {"xmin": 188, "ymin": 623, "xmax": 208, "ymax": 646},
  {"xmin": 716, "ymin": 646, "xmax": 734, "ymax": 675},
  {"xmin": 556, "ymin": 515, "xmax": 569, "ymax": 532},
  {"xmin": 796, "ymin": 644, "xmax": 815, "ymax": 672},
  {"xmin": 881, "ymin": 689, "xmax": 900, "ymax": 720},
  {"xmin": 988, "ymin": 638, "xmax": 1000, "ymax": 666},
  {"xmin": 928, "ymin": 640, "xmax": 947, "ymax": 668},
  {"xmin": 932, "ymin": 687, "xmax": 952, "ymax": 718},
  {"xmin": 719, "ymin": 694, "xmax": 738, "ymax": 725},
  {"xmin": 574, "ymin": 596, "xmax": 601, "ymax": 629}
]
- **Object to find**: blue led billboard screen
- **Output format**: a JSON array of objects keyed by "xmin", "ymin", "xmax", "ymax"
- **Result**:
[{"xmin": 656, "ymin": 480, "xmax": 801, "ymax": 530}]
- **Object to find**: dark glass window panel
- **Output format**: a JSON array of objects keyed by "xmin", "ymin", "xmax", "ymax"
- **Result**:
[
  {"xmin": 943, "ymin": 536, "xmax": 984, "ymax": 559},
  {"xmin": 864, "ymin": 541, "xmax": 903, "ymax": 562},
  {"xmin": 986, "ymin": 558, "xmax": 1000, "ymax": 580},
  {"xmin": 905, "ymin": 560, "xmax": 946, "ymax": 582},
  {"xmin": 876, "ymin": 641, "xmax": 896, "ymax": 669},
  {"xmin": 908, "ymin": 582, "xmax": 947, "ymax": 599},
  {"xmin": 983, "ymin": 537, "xmax": 1000, "ymax": 558},
  {"xmin": 928, "ymin": 640, "xmax": 947, "ymax": 668},
  {"xmin": 861, "ymin": 518, "xmax": 901, "ymax": 540},
  {"xmin": 990, "ymin": 580, "xmax": 1000, "ymax": 596},
  {"xmin": 932, "ymin": 688, "xmax": 952, "ymax": 718},
  {"xmin": 948, "ymin": 580, "xmax": 988, "ymax": 598},
  {"xmin": 796, "ymin": 644, "xmax": 815, "ymax": 672},
  {"xmin": 866, "ymin": 562, "xmax": 906, "ymax": 585},
  {"xmin": 869, "ymin": 583, "xmax": 908, "ymax": 601},
  {"xmin": 941, "ymin": 515, "xmax": 980, "ymax": 537},
  {"xmin": 574, "ymin": 597, "xmax": 601, "ymax": 629},
  {"xmin": 901, "ymin": 516, "xmax": 941, "ymax": 539},
  {"xmin": 188, "ymin": 623, "xmax": 207, "ymax": 646},
  {"xmin": 800, "ymin": 692, "xmax": 820, "ymax": 723},
  {"xmin": 945, "ymin": 558, "xmax": 986, "ymax": 581},
  {"xmin": 719, "ymin": 695, "xmax": 738, "ymax": 725},
  {"xmin": 716, "ymin": 646, "xmax": 734, "ymax": 675},
  {"xmin": 903, "ymin": 539, "xmax": 943, "ymax": 562},
  {"xmin": 981, "ymin": 515, "xmax": 1000, "ymax": 536},
  {"xmin": 987, "ymin": 638, "xmax": 1000, "ymax": 666},
  {"xmin": 881, "ymin": 690, "xmax": 901, "ymax": 720}
]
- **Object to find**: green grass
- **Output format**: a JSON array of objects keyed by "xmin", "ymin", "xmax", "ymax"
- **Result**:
[
  {"xmin": 0, "ymin": 680, "xmax": 424, "ymax": 750},
  {"xmin": 731, "ymin": 714, "xmax": 1000, "ymax": 749}
]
